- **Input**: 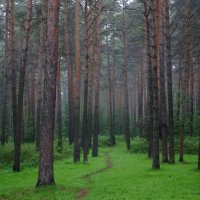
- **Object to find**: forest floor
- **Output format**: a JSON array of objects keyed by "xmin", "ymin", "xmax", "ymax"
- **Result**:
[{"xmin": 0, "ymin": 142, "xmax": 200, "ymax": 200}]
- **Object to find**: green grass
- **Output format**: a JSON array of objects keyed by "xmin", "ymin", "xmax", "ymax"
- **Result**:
[{"xmin": 0, "ymin": 142, "xmax": 200, "ymax": 200}]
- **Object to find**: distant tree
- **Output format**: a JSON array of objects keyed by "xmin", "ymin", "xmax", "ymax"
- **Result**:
[
  {"xmin": 73, "ymin": 0, "xmax": 81, "ymax": 162},
  {"xmin": 1, "ymin": 0, "xmax": 9, "ymax": 146},
  {"xmin": 92, "ymin": 0, "xmax": 102, "ymax": 157},
  {"xmin": 13, "ymin": 0, "xmax": 33, "ymax": 172}
]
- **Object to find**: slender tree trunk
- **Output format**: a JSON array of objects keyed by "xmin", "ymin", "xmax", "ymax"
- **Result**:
[
  {"xmin": 13, "ymin": 0, "xmax": 33, "ymax": 172},
  {"xmin": 73, "ymin": 0, "xmax": 81, "ymax": 162},
  {"xmin": 92, "ymin": 1, "xmax": 102, "ymax": 157},
  {"xmin": 159, "ymin": 0, "xmax": 168, "ymax": 163},
  {"xmin": 64, "ymin": 0, "xmax": 74, "ymax": 145},
  {"xmin": 10, "ymin": 0, "xmax": 17, "ymax": 151},
  {"xmin": 37, "ymin": 0, "xmax": 60, "ymax": 186},
  {"xmin": 188, "ymin": 0, "xmax": 193, "ymax": 137},
  {"xmin": 56, "ymin": 50, "xmax": 62, "ymax": 152},
  {"xmin": 165, "ymin": 0, "xmax": 175, "ymax": 164},
  {"xmin": 28, "ymin": 63, "xmax": 36, "ymax": 143},
  {"xmin": 143, "ymin": 0, "xmax": 153, "ymax": 158},
  {"xmin": 138, "ymin": 55, "xmax": 144, "ymax": 138},
  {"xmin": 88, "ymin": 44, "xmax": 94, "ymax": 149},
  {"xmin": 36, "ymin": 0, "xmax": 45, "ymax": 150},
  {"xmin": 82, "ymin": 0, "xmax": 90, "ymax": 162},
  {"xmin": 151, "ymin": 0, "xmax": 160, "ymax": 169},
  {"xmin": 1, "ymin": 0, "xmax": 9, "ymax": 146},
  {"xmin": 106, "ymin": 31, "xmax": 115, "ymax": 146},
  {"xmin": 122, "ymin": 1, "xmax": 130, "ymax": 150}
]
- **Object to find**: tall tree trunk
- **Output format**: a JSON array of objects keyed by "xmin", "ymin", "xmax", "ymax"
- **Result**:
[
  {"xmin": 82, "ymin": 0, "xmax": 89, "ymax": 162},
  {"xmin": 88, "ymin": 44, "xmax": 94, "ymax": 149},
  {"xmin": 37, "ymin": 0, "xmax": 60, "ymax": 186},
  {"xmin": 36, "ymin": 0, "xmax": 45, "ymax": 150},
  {"xmin": 92, "ymin": 0, "xmax": 102, "ymax": 157},
  {"xmin": 64, "ymin": 0, "xmax": 74, "ymax": 145},
  {"xmin": 143, "ymin": 0, "xmax": 153, "ymax": 158},
  {"xmin": 73, "ymin": 0, "xmax": 81, "ymax": 162},
  {"xmin": 1, "ymin": 0, "xmax": 9, "ymax": 146},
  {"xmin": 165, "ymin": 0, "xmax": 175, "ymax": 164},
  {"xmin": 122, "ymin": 0, "xmax": 130, "ymax": 150},
  {"xmin": 188, "ymin": 0, "xmax": 193, "ymax": 137},
  {"xmin": 10, "ymin": 0, "xmax": 17, "ymax": 151},
  {"xmin": 151, "ymin": 0, "xmax": 160, "ymax": 169},
  {"xmin": 13, "ymin": 0, "xmax": 32, "ymax": 172},
  {"xmin": 106, "ymin": 31, "xmax": 115, "ymax": 146},
  {"xmin": 138, "ymin": 55, "xmax": 144, "ymax": 138},
  {"xmin": 159, "ymin": 0, "xmax": 168, "ymax": 163}
]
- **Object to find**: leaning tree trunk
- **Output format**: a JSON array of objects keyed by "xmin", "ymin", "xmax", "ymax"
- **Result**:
[
  {"xmin": 37, "ymin": 0, "xmax": 60, "ymax": 186},
  {"xmin": 13, "ymin": 0, "xmax": 32, "ymax": 172}
]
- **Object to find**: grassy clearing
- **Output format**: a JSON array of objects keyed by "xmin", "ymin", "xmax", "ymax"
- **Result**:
[{"xmin": 0, "ymin": 142, "xmax": 200, "ymax": 200}]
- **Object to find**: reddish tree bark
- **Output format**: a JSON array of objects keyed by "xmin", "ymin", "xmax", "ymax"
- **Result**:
[
  {"xmin": 36, "ymin": 0, "xmax": 45, "ymax": 150},
  {"xmin": 37, "ymin": 0, "xmax": 60, "ymax": 186}
]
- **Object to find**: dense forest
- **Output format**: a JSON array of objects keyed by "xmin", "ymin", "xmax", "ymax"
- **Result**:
[{"xmin": 0, "ymin": 0, "xmax": 200, "ymax": 199}]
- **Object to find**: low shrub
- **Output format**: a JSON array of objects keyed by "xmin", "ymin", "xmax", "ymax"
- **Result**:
[
  {"xmin": 129, "ymin": 136, "xmax": 199, "ymax": 155},
  {"xmin": 130, "ymin": 137, "xmax": 148, "ymax": 154},
  {"xmin": 0, "ymin": 139, "xmax": 73, "ymax": 169}
]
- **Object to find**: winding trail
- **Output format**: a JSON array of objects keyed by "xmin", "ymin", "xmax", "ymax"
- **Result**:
[{"xmin": 76, "ymin": 151, "xmax": 113, "ymax": 200}]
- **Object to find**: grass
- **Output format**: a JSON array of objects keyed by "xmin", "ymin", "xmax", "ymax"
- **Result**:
[{"xmin": 0, "ymin": 141, "xmax": 200, "ymax": 200}]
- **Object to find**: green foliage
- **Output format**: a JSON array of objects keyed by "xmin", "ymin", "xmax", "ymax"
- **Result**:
[
  {"xmin": 130, "ymin": 137, "xmax": 148, "ymax": 154},
  {"xmin": 0, "ymin": 139, "xmax": 73, "ymax": 169},
  {"xmin": 174, "ymin": 137, "xmax": 199, "ymax": 155},
  {"xmin": 0, "ymin": 143, "xmax": 38, "ymax": 168},
  {"xmin": 129, "ymin": 136, "xmax": 199, "ymax": 155}
]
